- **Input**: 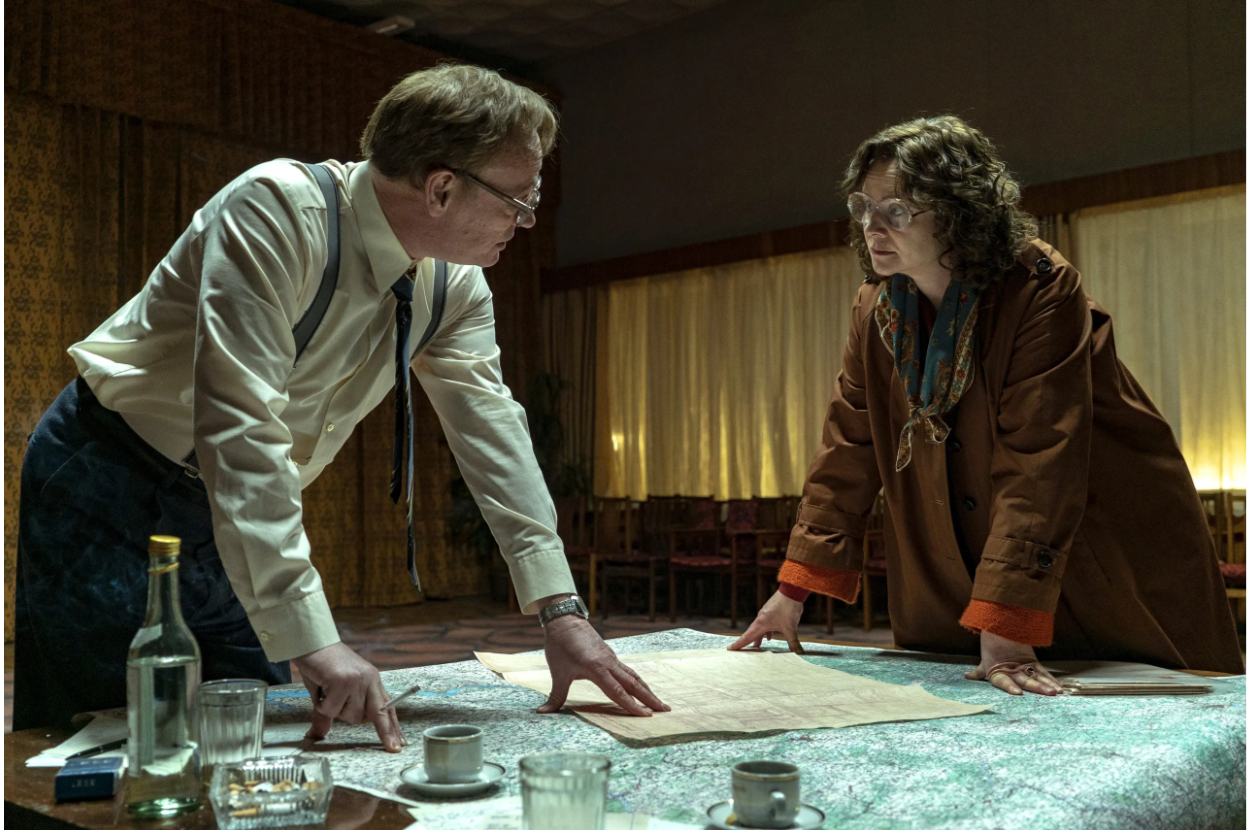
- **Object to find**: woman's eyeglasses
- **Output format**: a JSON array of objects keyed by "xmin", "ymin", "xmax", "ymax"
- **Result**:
[{"xmin": 847, "ymin": 192, "xmax": 927, "ymax": 232}]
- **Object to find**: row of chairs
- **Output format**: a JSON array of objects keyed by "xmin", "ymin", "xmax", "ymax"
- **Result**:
[
  {"xmin": 554, "ymin": 495, "xmax": 842, "ymax": 630},
  {"xmin": 1198, "ymin": 490, "xmax": 1246, "ymax": 621},
  {"xmin": 545, "ymin": 488, "xmax": 1246, "ymax": 634}
]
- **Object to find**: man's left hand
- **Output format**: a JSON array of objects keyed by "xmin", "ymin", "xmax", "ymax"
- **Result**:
[{"xmin": 538, "ymin": 615, "xmax": 670, "ymax": 717}]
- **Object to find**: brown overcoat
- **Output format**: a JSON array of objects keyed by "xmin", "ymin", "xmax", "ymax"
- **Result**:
[{"xmin": 787, "ymin": 238, "xmax": 1243, "ymax": 673}]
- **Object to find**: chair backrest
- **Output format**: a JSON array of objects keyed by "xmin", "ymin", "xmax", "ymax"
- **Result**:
[
  {"xmin": 725, "ymin": 499, "xmax": 758, "ymax": 533},
  {"xmin": 1231, "ymin": 491, "xmax": 1246, "ymax": 565},
  {"xmin": 688, "ymin": 497, "xmax": 718, "ymax": 531},
  {"xmin": 1198, "ymin": 489, "xmax": 1243, "ymax": 564},
  {"xmin": 594, "ymin": 497, "xmax": 635, "ymax": 556},
  {"xmin": 753, "ymin": 498, "xmax": 792, "ymax": 531},
  {"xmin": 780, "ymin": 496, "xmax": 802, "ymax": 527},
  {"xmin": 553, "ymin": 496, "xmax": 585, "ymax": 548},
  {"xmin": 640, "ymin": 497, "xmax": 679, "ymax": 555}
]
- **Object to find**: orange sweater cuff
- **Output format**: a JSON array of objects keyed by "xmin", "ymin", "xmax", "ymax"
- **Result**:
[
  {"xmin": 959, "ymin": 599, "xmax": 1054, "ymax": 647},
  {"xmin": 778, "ymin": 560, "xmax": 861, "ymax": 604}
]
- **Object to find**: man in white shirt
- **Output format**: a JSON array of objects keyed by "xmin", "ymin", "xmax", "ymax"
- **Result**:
[{"xmin": 14, "ymin": 65, "xmax": 666, "ymax": 744}]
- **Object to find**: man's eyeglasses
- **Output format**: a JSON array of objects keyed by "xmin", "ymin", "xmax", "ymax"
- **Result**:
[
  {"xmin": 847, "ymin": 192, "xmax": 928, "ymax": 232},
  {"xmin": 453, "ymin": 169, "xmax": 541, "ymax": 225}
]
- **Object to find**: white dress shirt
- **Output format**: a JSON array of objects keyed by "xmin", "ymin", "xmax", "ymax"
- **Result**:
[{"xmin": 70, "ymin": 159, "xmax": 574, "ymax": 662}]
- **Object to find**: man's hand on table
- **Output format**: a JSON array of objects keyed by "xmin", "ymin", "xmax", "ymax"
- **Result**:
[
  {"xmin": 727, "ymin": 590, "xmax": 805, "ymax": 654},
  {"xmin": 292, "ymin": 642, "xmax": 407, "ymax": 752},
  {"xmin": 538, "ymin": 613, "xmax": 670, "ymax": 717},
  {"xmin": 964, "ymin": 631, "xmax": 1063, "ymax": 696}
]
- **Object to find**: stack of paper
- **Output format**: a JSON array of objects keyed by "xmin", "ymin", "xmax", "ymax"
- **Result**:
[{"xmin": 1049, "ymin": 661, "xmax": 1215, "ymax": 696}]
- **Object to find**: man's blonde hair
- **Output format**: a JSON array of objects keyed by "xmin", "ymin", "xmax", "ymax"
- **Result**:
[{"xmin": 361, "ymin": 64, "xmax": 558, "ymax": 184}]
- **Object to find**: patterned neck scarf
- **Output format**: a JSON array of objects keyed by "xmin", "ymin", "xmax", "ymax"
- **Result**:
[{"xmin": 874, "ymin": 275, "xmax": 981, "ymax": 471}]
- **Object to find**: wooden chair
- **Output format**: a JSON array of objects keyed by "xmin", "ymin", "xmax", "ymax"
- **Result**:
[
  {"xmin": 752, "ymin": 498, "xmax": 835, "ymax": 635},
  {"xmin": 861, "ymin": 492, "xmax": 888, "ymax": 630},
  {"xmin": 669, "ymin": 497, "xmax": 745, "ymax": 627},
  {"xmin": 597, "ymin": 498, "xmax": 662, "ymax": 620},
  {"xmin": 751, "ymin": 498, "xmax": 796, "ymax": 610},
  {"xmin": 667, "ymin": 496, "xmax": 720, "ymax": 556},
  {"xmin": 1201, "ymin": 489, "xmax": 1247, "ymax": 623},
  {"xmin": 1227, "ymin": 491, "xmax": 1247, "ymax": 624},
  {"xmin": 554, "ymin": 495, "xmax": 597, "ymax": 614}
]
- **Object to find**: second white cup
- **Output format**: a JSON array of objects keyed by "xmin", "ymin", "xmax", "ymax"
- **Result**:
[{"xmin": 422, "ymin": 725, "xmax": 483, "ymax": 784}]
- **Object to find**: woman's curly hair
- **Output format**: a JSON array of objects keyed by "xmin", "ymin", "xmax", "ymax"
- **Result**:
[{"xmin": 842, "ymin": 115, "xmax": 1038, "ymax": 288}]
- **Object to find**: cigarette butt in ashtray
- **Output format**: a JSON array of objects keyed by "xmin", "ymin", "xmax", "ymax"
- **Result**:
[{"xmin": 381, "ymin": 684, "xmax": 422, "ymax": 710}]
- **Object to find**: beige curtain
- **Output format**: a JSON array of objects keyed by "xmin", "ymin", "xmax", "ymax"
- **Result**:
[
  {"xmin": 599, "ymin": 248, "xmax": 864, "ymax": 499},
  {"xmin": 1070, "ymin": 185, "xmax": 1246, "ymax": 489},
  {"xmin": 1036, "ymin": 213, "xmax": 1072, "ymax": 254}
]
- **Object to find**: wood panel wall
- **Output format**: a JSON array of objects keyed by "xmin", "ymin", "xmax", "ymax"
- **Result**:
[{"xmin": 4, "ymin": 0, "xmax": 559, "ymax": 639}]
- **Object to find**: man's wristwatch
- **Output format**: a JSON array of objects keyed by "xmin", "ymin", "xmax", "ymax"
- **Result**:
[{"xmin": 538, "ymin": 595, "xmax": 590, "ymax": 627}]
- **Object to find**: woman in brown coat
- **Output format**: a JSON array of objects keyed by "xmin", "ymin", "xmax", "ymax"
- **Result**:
[{"xmin": 731, "ymin": 115, "xmax": 1243, "ymax": 692}]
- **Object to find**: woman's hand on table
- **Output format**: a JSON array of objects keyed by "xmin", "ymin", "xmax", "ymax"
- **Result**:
[
  {"xmin": 292, "ymin": 642, "xmax": 407, "ymax": 752},
  {"xmin": 965, "ymin": 631, "xmax": 1063, "ymax": 696},
  {"xmin": 727, "ymin": 590, "xmax": 805, "ymax": 654},
  {"xmin": 539, "ymin": 615, "xmax": 670, "ymax": 717}
]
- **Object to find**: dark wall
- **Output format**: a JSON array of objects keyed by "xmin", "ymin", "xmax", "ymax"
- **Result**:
[{"xmin": 539, "ymin": 0, "xmax": 1246, "ymax": 266}]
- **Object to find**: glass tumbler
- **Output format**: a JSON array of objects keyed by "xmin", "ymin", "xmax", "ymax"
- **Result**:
[
  {"xmin": 519, "ymin": 752, "xmax": 611, "ymax": 830},
  {"xmin": 197, "ymin": 679, "xmax": 268, "ymax": 770}
]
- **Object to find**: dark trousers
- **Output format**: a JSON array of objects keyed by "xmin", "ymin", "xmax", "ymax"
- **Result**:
[{"xmin": 13, "ymin": 378, "xmax": 290, "ymax": 732}]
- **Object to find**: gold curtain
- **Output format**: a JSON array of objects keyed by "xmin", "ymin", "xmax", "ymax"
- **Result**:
[
  {"xmin": 598, "ymin": 248, "xmax": 864, "ymax": 499},
  {"xmin": 5, "ymin": 0, "xmax": 556, "ymax": 637},
  {"xmin": 1069, "ymin": 185, "xmax": 1246, "ymax": 489}
]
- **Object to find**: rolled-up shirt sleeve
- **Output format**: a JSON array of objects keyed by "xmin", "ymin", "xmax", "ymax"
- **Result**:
[
  {"xmin": 786, "ymin": 283, "xmax": 883, "ymax": 578},
  {"xmin": 414, "ymin": 268, "xmax": 575, "ymax": 614},
  {"xmin": 960, "ymin": 265, "xmax": 1093, "ymax": 645},
  {"xmin": 191, "ymin": 168, "xmax": 340, "ymax": 662}
]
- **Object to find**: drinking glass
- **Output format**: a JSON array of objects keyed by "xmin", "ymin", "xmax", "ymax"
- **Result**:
[
  {"xmin": 197, "ymin": 679, "xmax": 267, "ymax": 770},
  {"xmin": 519, "ymin": 752, "xmax": 611, "ymax": 830}
]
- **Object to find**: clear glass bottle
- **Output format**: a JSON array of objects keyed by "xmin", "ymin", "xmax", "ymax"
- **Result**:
[{"xmin": 126, "ymin": 535, "xmax": 202, "ymax": 818}]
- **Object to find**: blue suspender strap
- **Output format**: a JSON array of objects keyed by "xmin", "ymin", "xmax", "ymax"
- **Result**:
[
  {"xmin": 414, "ymin": 260, "xmax": 448, "ymax": 353},
  {"xmin": 293, "ymin": 163, "xmax": 342, "ymax": 363},
  {"xmin": 183, "ymin": 162, "xmax": 341, "ymax": 476}
]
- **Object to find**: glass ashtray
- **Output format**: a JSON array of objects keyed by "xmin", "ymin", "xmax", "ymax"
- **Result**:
[{"xmin": 209, "ymin": 756, "xmax": 333, "ymax": 829}]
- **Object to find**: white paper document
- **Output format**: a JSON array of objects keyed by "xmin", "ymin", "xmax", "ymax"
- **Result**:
[
  {"xmin": 26, "ymin": 714, "xmax": 129, "ymax": 768},
  {"xmin": 28, "ymin": 713, "xmax": 306, "ymax": 768}
]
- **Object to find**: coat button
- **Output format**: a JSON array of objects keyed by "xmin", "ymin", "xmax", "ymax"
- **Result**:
[
  {"xmin": 962, "ymin": 497, "xmax": 976, "ymax": 511},
  {"xmin": 1035, "ymin": 256, "xmax": 1053, "ymax": 275},
  {"xmin": 326, "ymin": 423, "xmax": 335, "ymax": 432},
  {"xmin": 1038, "ymin": 552, "xmax": 1054, "ymax": 569},
  {"xmin": 949, "ymin": 437, "xmax": 962, "ymax": 452}
]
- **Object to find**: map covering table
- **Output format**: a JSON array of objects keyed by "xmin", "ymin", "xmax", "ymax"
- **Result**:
[{"xmin": 262, "ymin": 629, "xmax": 1247, "ymax": 829}]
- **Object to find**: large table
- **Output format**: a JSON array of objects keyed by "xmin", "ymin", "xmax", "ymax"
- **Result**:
[{"xmin": 6, "ymin": 629, "xmax": 1246, "ymax": 829}]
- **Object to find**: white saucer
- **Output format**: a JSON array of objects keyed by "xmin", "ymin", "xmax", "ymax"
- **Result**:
[
  {"xmin": 705, "ymin": 800, "xmax": 826, "ymax": 830},
  {"xmin": 399, "ymin": 761, "xmax": 505, "ymax": 797}
]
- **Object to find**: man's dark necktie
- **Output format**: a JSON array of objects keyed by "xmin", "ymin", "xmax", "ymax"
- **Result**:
[{"xmin": 390, "ymin": 265, "xmax": 420, "ymax": 591}]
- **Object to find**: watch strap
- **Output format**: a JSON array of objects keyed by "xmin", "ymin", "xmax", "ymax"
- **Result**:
[{"xmin": 539, "ymin": 596, "xmax": 589, "ymax": 627}]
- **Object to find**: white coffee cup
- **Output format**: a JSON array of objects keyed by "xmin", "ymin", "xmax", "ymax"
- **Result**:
[
  {"xmin": 422, "ymin": 725, "xmax": 483, "ymax": 784},
  {"xmin": 732, "ymin": 760, "xmax": 800, "ymax": 828}
]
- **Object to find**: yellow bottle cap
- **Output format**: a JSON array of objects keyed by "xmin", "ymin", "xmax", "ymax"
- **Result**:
[{"xmin": 148, "ymin": 535, "xmax": 181, "ymax": 556}]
